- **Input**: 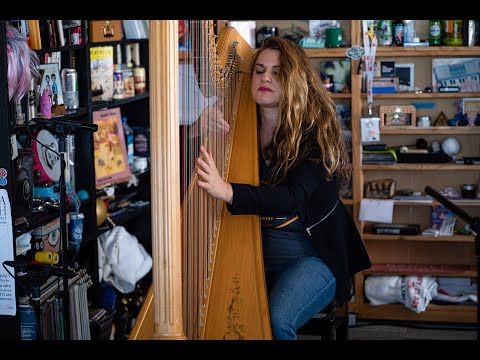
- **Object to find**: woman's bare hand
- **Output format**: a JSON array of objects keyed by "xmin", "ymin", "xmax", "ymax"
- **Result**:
[{"xmin": 196, "ymin": 145, "xmax": 233, "ymax": 204}]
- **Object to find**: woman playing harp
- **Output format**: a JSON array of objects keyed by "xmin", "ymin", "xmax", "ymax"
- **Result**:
[
  {"xmin": 130, "ymin": 20, "xmax": 271, "ymax": 340},
  {"xmin": 196, "ymin": 36, "xmax": 371, "ymax": 340}
]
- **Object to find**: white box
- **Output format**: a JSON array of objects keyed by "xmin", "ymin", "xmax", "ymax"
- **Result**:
[{"xmin": 361, "ymin": 117, "xmax": 380, "ymax": 143}]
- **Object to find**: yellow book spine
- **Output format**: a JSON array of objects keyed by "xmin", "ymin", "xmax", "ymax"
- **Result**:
[{"xmin": 27, "ymin": 20, "xmax": 42, "ymax": 50}]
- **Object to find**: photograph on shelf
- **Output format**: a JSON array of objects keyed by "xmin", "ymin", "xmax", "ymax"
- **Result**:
[
  {"xmin": 394, "ymin": 63, "xmax": 414, "ymax": 92},
  {"xmin": 432, "ymin": 58, "xmax": 480, "ymax": 92},
  {"xmin": 93, "ymin": 107, "xmax": 131, "ymax": 188},
  {"xmin": 461, "ymin": 97, "xmax": 480, "ymax": 125},
  {"xmin": 319, "ymin": 59, "xmax": 351, "ymax": 93},
  {"xmin": 38, "ymin": 63, "xmax": 64, "ymax": 107}
]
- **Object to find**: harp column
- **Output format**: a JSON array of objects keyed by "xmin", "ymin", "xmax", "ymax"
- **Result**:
[{"xmin": 149, "ymin": 20, "xmax": 186, "ymax": 340}]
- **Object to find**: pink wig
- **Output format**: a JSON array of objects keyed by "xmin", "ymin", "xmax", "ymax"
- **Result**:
[{"xmin": 6, "ymin": 24, "xmax": 40, "ymax": 101}]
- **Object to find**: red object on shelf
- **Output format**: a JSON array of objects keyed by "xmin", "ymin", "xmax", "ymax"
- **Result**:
[{"xmin": 370, "ymin": 263, "xmax": 470, "ymax": 274}]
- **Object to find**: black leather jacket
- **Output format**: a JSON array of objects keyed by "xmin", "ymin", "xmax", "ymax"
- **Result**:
[{"xmin": 227, "ymin": 156, "xmax": 371, "ymax": 303}]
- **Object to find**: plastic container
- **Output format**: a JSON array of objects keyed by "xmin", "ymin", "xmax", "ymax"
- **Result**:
[{"xmin": 122, "ymin": 117, "xmax": 134, "ymax": 167}]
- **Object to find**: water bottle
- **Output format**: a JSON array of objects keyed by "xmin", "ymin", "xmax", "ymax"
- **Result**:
[{"xmin": 122, "ymin": 116, "xmax": 134, "ymax": 167}]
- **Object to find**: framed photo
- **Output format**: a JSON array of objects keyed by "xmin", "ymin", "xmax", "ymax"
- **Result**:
[
  {"xmin": 38, "ymin": 63, "xmax": 64, "ymax": 107},
  {"xmin": 93, "ymin": 107, "xmax": 131, "ymax": 188},
  {"xmin": 379, "ymin": 105, "xmax": 416, "ymax": 128},
  {"xmin": 461, "ymin": 97, "xmax": 480, "ymax": 125},
  {"xmin": 394, "ymin": 63, "xmax": 414, "ymax": 92}
]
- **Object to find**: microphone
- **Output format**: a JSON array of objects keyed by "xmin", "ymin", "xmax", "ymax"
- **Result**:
[
  {"xmin": 3, "ymin": 260, "xmax": 76, "ymax": 278},
  {"xmin": 33, "ymin": 117, "xmax": 98, "ymax": 133}
]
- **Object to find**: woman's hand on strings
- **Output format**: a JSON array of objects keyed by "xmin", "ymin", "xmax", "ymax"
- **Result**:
[
  {"xmin": 196, "ymin": 145, "xmax": 233, "ymax": 204},
  {"xmin": 198, "ymin": 101, "xmax": 230, "ymax": 135}
]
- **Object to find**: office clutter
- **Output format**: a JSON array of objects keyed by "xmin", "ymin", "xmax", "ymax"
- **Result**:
[
  {"xmin": 97, "ymin": 225, "xmax": 152, "ymax": 294},
  {"xmin": 364, "ymin": 275, "xmax": 478, "ymax": 313}
]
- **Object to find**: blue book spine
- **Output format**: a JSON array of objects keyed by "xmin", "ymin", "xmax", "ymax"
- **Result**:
[{"xmin": 19, "ymin": 304, "xmax": 37, "ymax": 340}]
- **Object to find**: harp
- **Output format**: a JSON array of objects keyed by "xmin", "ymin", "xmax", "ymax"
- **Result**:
[{"xmin": 129, "ymin": 20, "xmax": 271, "ymax": 340}]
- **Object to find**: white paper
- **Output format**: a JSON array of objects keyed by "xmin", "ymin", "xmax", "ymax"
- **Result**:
[
  {"xmin": 0, "ymin": 189, "xmax": 16, "ymax": 316},
  {"xmin": 227, "ymin": 21, "xmax": 256, "ymax": 48},
  {"xmin": 359, "ymin": 198, "xmax": 394, "ymax": 223}
]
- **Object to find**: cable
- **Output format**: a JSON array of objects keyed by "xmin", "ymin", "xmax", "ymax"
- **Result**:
[{"xmin": 2, "ymin": 261, "xmax": 42, "ymax": 339}]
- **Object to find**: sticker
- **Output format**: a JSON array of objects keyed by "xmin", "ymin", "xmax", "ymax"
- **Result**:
[
  {"xmin": 346, "ymin": 45, "xmax": 365, "ymax": 60},
  {"xmin": 0, "ymin": 168, "xmax": 7, "ymax": 186}
]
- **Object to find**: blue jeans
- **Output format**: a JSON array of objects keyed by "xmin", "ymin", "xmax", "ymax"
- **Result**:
[{"xmin": 262, "ymin": 221, "xmax": 336, "ymax": 340}]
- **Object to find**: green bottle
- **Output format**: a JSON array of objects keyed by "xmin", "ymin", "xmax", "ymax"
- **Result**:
[
  {"xmin": 428, "ymin": 20, "xmax": 442, "ymax": 46},
  {"xmin": 444, "ymin": 20, "xmax": 463, "ymax": 46}
]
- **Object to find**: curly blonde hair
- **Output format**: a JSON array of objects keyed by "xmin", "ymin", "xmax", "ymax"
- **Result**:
[{"xmin": 252, "ymin": 37, "xmax": 351, "ymax": 184}]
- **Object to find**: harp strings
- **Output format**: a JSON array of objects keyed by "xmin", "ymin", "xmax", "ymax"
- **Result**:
[{"xmin": 180, "ymin": 20, "xmax": 233, "ymax": 339}]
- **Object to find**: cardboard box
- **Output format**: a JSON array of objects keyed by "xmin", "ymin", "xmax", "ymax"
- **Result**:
[
  {"xmin": 89, "ymin": 20, "xmax": 123, "ymax": 43},
  {"xmin": 31, "ymin": 217, "xmax": 69, "ymax": 253}
]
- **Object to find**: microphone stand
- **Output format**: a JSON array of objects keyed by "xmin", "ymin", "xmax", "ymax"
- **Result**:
[
  {"xmin": 424, "ymin": 186, "xmax": 480, "ymax": 340},
  {"xmin": 33, "ymin": 117, "xmax": 97, "ymax": 340}
]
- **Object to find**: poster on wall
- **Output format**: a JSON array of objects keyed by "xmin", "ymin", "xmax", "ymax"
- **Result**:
[
  {"xmin": 0, "ymin": 189, "xmax": 16, "ymax": 316},
  {"xmin": 432, "ymin": 58, "xmax": 480, "ymax": 92},
  {"xmin": 93, "ymin": 107, "xmax": 131, "ymax": 189}
]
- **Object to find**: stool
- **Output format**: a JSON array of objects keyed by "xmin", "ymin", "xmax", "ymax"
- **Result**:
[{"xmin": 297, "ymin": 300, "xmax": 349, "ymax": 341}]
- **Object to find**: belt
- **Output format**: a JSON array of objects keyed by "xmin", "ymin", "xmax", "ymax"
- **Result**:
[{"xmin": 261, "ymin": 215, "xmax": 299, "ymax": 229}]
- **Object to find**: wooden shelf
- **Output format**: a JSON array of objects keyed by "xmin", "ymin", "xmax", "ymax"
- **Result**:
[
  {"xmin": 365, "ymin": 91, "xmax": 480, "ymax": 99},
  {"xmin": 362, "ymin": 164, "xmax": 480, "ymax": 171},
  {"xmin": 357, "ymin": 303, "xmax": 477, "ymax": 323},
  {"xmin": 375, "ymin": 46, "xmax": 480, "ymax": 57},
  {"xmin": 380, "ymin": 126, "xmax": 480, "ymax": 135},
  {"xmin": 330, "ymin": 93, "xmax": 351, "ymax": 99},
  {"xmin": 303, "ymin": 48, "xmax": 351, "ymax": 58},
  {"xmin": 363, "ymin": 233, "xmax": 475, "ymax": 242},
  {"xmin": 363, "ymin": 269, "xmax": 477, "ymax": 277},
  {"xmin": 393, "ymin": 199, "xmax": 480, "ymax": 207}
]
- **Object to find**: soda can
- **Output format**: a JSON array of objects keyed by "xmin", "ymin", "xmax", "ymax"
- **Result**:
[
  {"xmin": 113, "ymin": 66, "xmax": 125, "ymax": 99},
  {"xmin": 62, "ymin": 68, "xmax": 79, "ymax": 110},
  {"xmin": 27, "ymin": 77, "xmax": 37, "ymax": 122}
]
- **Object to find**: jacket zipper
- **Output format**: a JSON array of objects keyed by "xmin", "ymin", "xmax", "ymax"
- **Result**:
[{"xmin": 306, "ymin": 199, "xmax": 339, "ymax": 236}]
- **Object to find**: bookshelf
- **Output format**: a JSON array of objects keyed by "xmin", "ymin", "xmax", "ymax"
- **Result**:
[
  {"xmin": 354, "ymin": 20, "xmax": 479, "ymax": 324},
  {"xmin": 0, "ymin": 20, "xmax": 151, "ymax": 340}
]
